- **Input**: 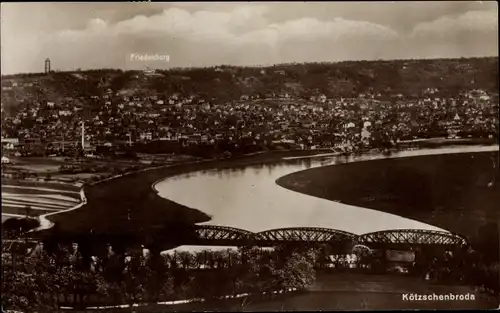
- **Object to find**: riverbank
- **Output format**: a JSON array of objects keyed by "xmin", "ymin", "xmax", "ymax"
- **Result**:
[
  {"xmin": 36, "ymin": 139, "xmax": 498, "ymax": 239},
  {"xmin": 276, "ymin": 148, "xmax": 499, "ymax": 251},
  {"xmin": 41, "ymin": 149, "xmax": 337, "ymax": 236}
]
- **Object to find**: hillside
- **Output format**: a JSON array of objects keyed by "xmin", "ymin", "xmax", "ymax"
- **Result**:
[{"xmin": 1, "ymin": 57, "xmax": 498, "ymax": 116}]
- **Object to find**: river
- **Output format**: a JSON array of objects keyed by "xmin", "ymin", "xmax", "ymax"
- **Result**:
[{"xmin": 155, "ymin": 145, "xmax": 499, "ymax": 252}]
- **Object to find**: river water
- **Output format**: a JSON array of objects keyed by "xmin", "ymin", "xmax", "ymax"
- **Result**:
[{"xmin": 155, "ymin": 145, "xmax": 499, "ymax": 252}]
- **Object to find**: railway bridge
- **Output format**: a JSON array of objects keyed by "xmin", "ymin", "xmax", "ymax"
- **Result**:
[
  {"xmin": 134, "ymin": 224, "xmax": 469, "ymax": 255},
  {"xmin": 186, "ymin": 225, "xmax": 468, "ymax": 250},
  {"xmin": 187, "ymin": 225, "xmax": 357, "ymax": 248},
  {"xmin": 15, "ymin": 224, "xmax": 469, "ymax": 255}
]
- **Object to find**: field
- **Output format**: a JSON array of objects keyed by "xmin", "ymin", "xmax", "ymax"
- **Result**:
[
  {"xmin": 1, "ymin": 178, "xmax": 81, "ymax": 220},
  {"xmin": 0, "ymin": 155, "xmax": 155, "ymax": 223},
  {"xmin": 277, "ymin": 151, "xmax": 500, "ymax": 253}
]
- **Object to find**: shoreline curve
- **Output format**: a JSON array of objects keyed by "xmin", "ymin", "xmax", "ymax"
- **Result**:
[
  {"xmin": 275, "ymin": 145, "xmax": 499, "ymax": 245},
  {"xmin": 28, "ymin": 140, "xmax": 498, "ymax": 238}
]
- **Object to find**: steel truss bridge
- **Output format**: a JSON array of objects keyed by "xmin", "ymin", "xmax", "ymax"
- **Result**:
[
  {"xmin": 17, "ymin": 225, "xmax": 469, "ymax": 253},
  {"xmin": 181, "ymin": 225, "xmax": 469, "ymax": 250},
  {"xmin": 191, "ymin": 226, "xmax": 356, "ymax": 247}
]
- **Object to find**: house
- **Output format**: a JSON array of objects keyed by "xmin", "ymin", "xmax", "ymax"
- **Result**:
[
  {"xmin": 140, "ymin": 132, "xmax": 153, "ymax": 141},
  {"xmin": 344, "ymin": 122, "xmax": 356, "ymax": 129},
  {"xmin": 58, "ymin": 110, "xmax": 72, "ymax": 116},
  {"xmin": 1, "ymin": 137, "xmax": 18, "ymax": 150},
  {"xmin": 1, "ymin": 138, "xmax": 19, "ymax": 145},
  {"xmin": 361, "ymin": 128, "xmax": 371, "ymax": 144}
]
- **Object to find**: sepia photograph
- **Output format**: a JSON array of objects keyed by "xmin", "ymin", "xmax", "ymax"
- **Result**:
[{"xmin": 1, "ymin": 1, "xmax": 499, "ymax": 312}]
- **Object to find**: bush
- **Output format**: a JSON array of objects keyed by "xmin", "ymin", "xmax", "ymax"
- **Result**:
[{"xmin": 1, "ymin": 244, "xmax": 318, "ymax": 311}]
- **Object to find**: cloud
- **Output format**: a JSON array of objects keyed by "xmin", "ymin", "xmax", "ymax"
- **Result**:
[
  {"xmin": 268, "ymin": 17, "xmax": 398, "ymax": 42},
  {"xmin": 412, "ymin": 10, "xmax": 498, "ymax": 39},
  {"xmin": 52, "ymin": 7, "xmax": 398, "ymax": 48},
  {"xmin": 22, "ymin": 5, "xmax": 401, "ymax": 72},
  {"xmin": 2, "ymin": 4, "xmax": 497, "ymax": 74},
  {"xmin": 88, "ymin": 18, "xmax": 108, "ymax": 31},
  {"xmin": 405, "ymin": 9, "xmax": 498, "ymax": 59}
]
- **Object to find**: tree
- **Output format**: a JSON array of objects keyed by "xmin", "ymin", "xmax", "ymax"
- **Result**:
[
  {"xmin": 101, "ymin": 250, "xmax": 127, "ymax": 304},
  {"xmin": 121, "ymin": 252, "xmax": 148, "ymax": 306},
  {"xmin": 177, "ymin": 251, "xmax": 194, "ymax": 269},
  {"xmin": 194, "ymin": 251, "xmax": 206, "ymax": 269},
  {"xmin": 276, "ymin": 250, "xmax": 316, "ymax": 291},
  {"xmin": 237, "ymin": 246, "xmax": 264, "ymax": 293},
  {"xmin": 2, "ymin": 217, "xmax": 39, "ymax": 239},
  {"xmin": 144, "ymin": 254, "xmax": 173, "ymax": 302},
  {"xmin": 352, "ymin": 244, "xmax": 372, "ymax": 270},
  {"xmin": 2, "ymin": 242, "xmax": 318, "ymax": 310},
  {"xmin": 2, "ymin": 248, "xmax": 59, "ymax": 312}
]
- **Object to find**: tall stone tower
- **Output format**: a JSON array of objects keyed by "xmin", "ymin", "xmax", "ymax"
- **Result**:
[{"xmin": 44, "ymin": 58, "xmax": 51, "ymax": 74}]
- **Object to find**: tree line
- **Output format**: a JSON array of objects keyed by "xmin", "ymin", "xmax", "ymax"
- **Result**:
[
  {"xmin": 2, "ymin": 243, "xmax": 317, "ymax": 312},
  {"xmin": 3, "ymin": 236, "xmax": 499, "ymax": 312}
]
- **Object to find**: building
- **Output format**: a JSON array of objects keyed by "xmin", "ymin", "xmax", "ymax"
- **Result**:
[
  {"xmin": 1, "ymin": 138, "xmax": 19, "ymax": 145},
  {"xmin": 143, "ymin": 67, "xmax": 162, "ymax": 77},
  {"xmin": 45, "ymin": 58, "xmax": 51, "ymax": 74},
  {"xmin": 140, "ymin": 132, "xmax": 153, "ymax": 141},
  {"xmin": 361, "ymin": 128, "xmax": 371, "ymax": 145}
]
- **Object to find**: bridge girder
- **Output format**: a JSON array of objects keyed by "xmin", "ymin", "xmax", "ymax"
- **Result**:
[
  {"xmin": 20, "ymin": 224, "xmax": 470, "ymax": 251},
  {"xmin": 357, "ymin": 229, "xmax": 468, "ymax": 248},
  {"xmin": 190, "ymin": 226, "xmax": 357, "ymax": 247},
  {"xmin": 193, "ymin": 225, "xmax": 254, "ymax": 242},
  {"xmin": 254, "ymin": 227, "xmax": 356, "ymax": 244}
]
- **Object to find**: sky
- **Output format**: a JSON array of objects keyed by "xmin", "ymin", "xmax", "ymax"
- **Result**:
[{"xmin": 1, "ymin": 1, "xmax": 498, "ymax": 74}]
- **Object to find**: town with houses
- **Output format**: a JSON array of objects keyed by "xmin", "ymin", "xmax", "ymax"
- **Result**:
[{"xmin": 1, "ymin": 62, "xmax": 498, "ymax": 161}]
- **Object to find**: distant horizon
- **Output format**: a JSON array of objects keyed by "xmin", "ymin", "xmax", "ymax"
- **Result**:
[{"xmin": 2, "ymin": 55, "xmax": 498, "ymax": 78}]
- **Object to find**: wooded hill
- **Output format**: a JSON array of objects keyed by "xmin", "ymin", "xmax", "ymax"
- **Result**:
[{"xmin": 1, "ymin": 57, "xmax": 497, "ymax": 113}]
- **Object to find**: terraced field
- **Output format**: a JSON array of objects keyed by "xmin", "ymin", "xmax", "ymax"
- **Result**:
[{"xmin": 1, "ymin": 180, "xmax": 81, "ymax": 222}]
